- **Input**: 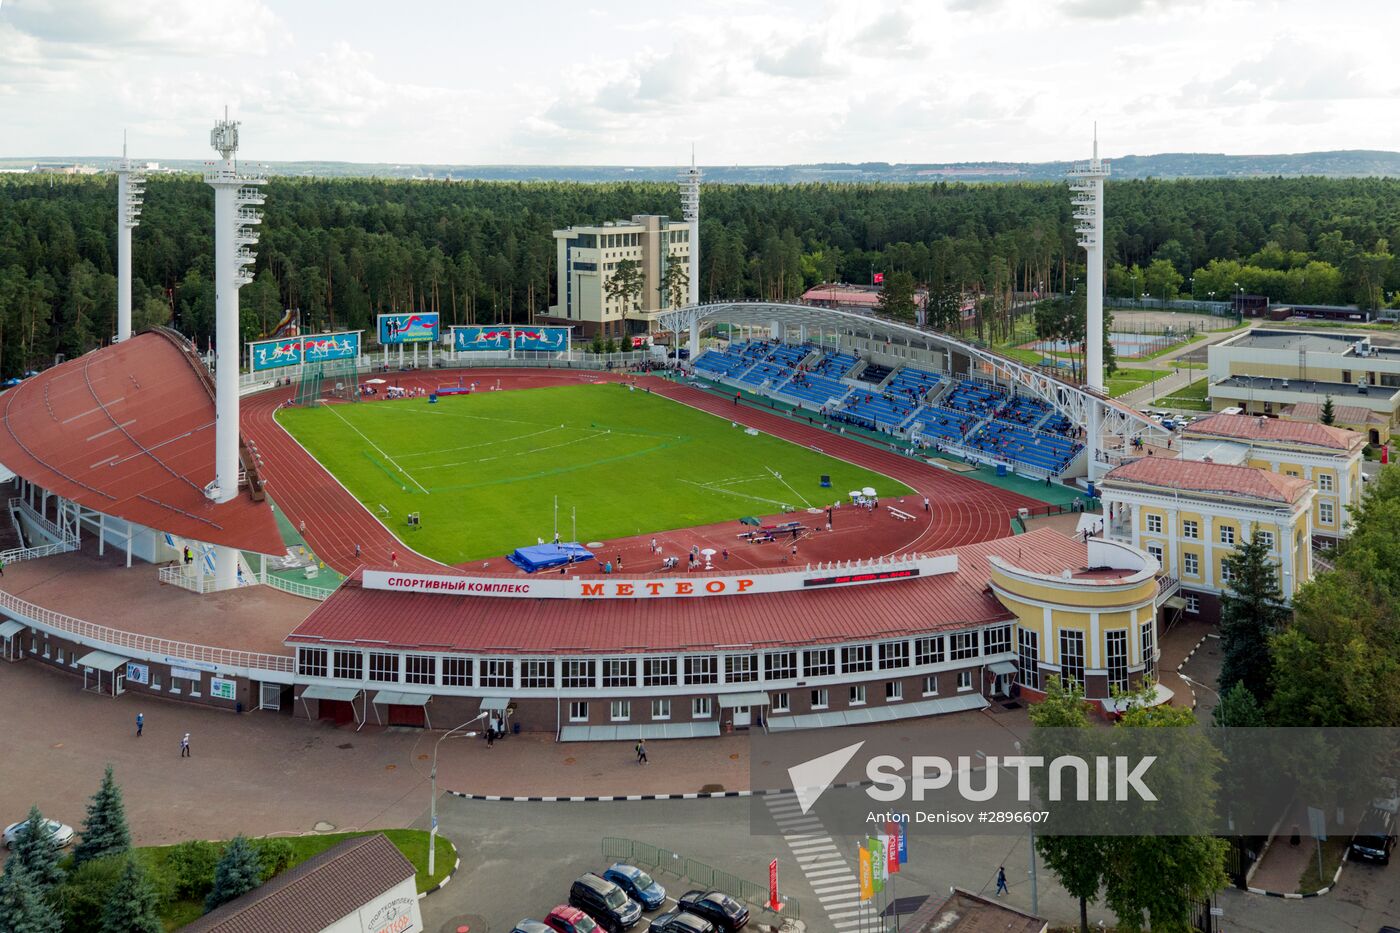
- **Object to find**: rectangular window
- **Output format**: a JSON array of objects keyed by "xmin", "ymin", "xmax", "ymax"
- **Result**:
[
  {"xmin": 651, "ymin": 699, "xmax": 671, "ymax": 721},
  {"xmin": 1320, "ymin": 502, "xmax": 1335, "ymax": 524},
  {"xmin": 569, "ymin": 701, "xmax": 589, "ymax": 722},
  {"xmin": 885, "ymin": 681, "xmax": 903, "ymax": 701},
  {"xmin": 1318, "ymin": 473, "xmax": 1334, "ymax": 492},
  {"xmin": 922, "ymin": 675, "xmax": 939, "ymax": 696},
  {"xmin": 610, "ymin": 700, "xmax": 631, "ymax": 722},
  {"xmin": 810, "ymin": 688, "xmax": 829, "ymax": 710},
  {"xmin": 1059, "ymin": 631, "xmax": 1085, "ymax": 690},
  {"xmin": 982, "ymin": 625, "xmax": 1012, "ymax": 656},
  {"xmin": 1184, "ymin": 552, "xmax": 1199, "ymax": 576},
  {"xmin": 772, "ymin": 692, "xmax": 791, "ymax": 713},
  {"xmin": 561, "ymin": 659, "xmax": 595, "ymax": 689},
  {"xmin": 1147, "ymin": 544, "xmax": 1164, "ymax": 563},
  {"xmin": 1220, "ymin": 560, "xmax": 1234, "ymax": 584},
  {"xmin": 368, "ymin": 652, "xmax": 399, "ymax": 683},
  {"xmin": 404, "ymin": 654, "xmax": 435, "ymax": 686},
  {"xmin": 602, "ymin": 658, "xmax": 636, "ymax": 689},
  {"xmin": 520, "ymin": 659, "xmax": 554, "ymax": 689},
  {"xmin": 1185, "ymin": 594, "xmax": 1200, "ymax": 613},
  {"xmin": 1257, "ymin": 530, "xmax": 1275, "ymax": 549},
  {"xmin": 725, "ymin": 654, "xmax": 758, "ymax": 683},
  {"xmin": 764, "ymin": 651, "xmax": 797, "ymax": 682},
  {"xmin": 1183, "ymin": 519, "xmax": 1199, "ymax": 540},
  {"xmin": 332, "ymin": 650, "xmax": 363, "ymax": 681},
  {"xmin": 482, "ymin": 658, "xmax": 514, "ymax": 689},
  {"xmin": 1018, "ymin": 629, "xmax": 1040, "ymax": 691},
  {"xmin": 692, "ymin": 697, "xmax": 712, "ymax": 719},
  {"xmin": 297, "ymin": 648, "xmax": 328, "ymax": 678},
  {"xmin": 878, "ymin": 641, "xmax": 909, "ymax": 670},
  {"xmin": 957, "ymin": 671, "xmax": 973, "ymax": 691},
  {"xmin": 442, "ymin": 657, "xmax": 471, "ymax": 687},
  {"xmin": 1142, "ymin": 621, "xmax": 1156, "ymax": 678},
  {"xmin": 841, "ymin": 644, "xmax": 873, "ymax": 674},
  {"xmin": 949, "ymin": 632, "xmax": 979, "ymax": 661},
  {"xmin": 915, "ymin": 636, "xmax": 946, "ymax": 666},
  {"xmin": 643, "ymin": 657, "xmax": 677, "ymax": 687},
  {"xmin": 849, "ymin": 685, "xmax": 866, "ymax": 706},
  {"xmin": 1146, "ymin": 514, "xmax": 1163, "ymax": 533},
  {"xmin": 1219, "ymin": 525, "xmax": 1235, "ymax": 545},
  {"xmin": 803, "ymin": 648, "xmax": 836, "ymax": 677},
  {"xmin": 1106, "ymin": 630, "xmax": 1129, "ymax": 694},
  {"xmin": 685, "ymin": 655, "xmax": 718, "ymax": 685}
]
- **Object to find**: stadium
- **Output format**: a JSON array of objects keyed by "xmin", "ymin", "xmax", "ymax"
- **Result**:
[{"xmin": 0, "ymin": 121, "xmax": 1178, "ymax": 741}]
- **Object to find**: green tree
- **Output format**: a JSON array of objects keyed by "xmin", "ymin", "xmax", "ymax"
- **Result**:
[
  {"xmin": 874, "ymin": 270, "xmax": 916, "ymax": 323},
  {"xmin": 1320, "ymin": 395, "xmax": 1336, "ymax": 425},
  {"xmin": 99, "ymin": 856, "xmax": 163, "ymax": 933},
  {"xmin": 0, "ymin": 859, "xmax": 61, "ymax": 933},
  {"xmin": 73, "ymin": 765, "xmax": 131, "ymax": 867},
  {"xmin": 604, "ymin": 258, "xmax": 645, "ymax": 314},
  {"xmin": 1143, "ymin": 258, "xmax": 1184, "ymax": 301},
  {"xmin": 9, "ymin": 806, "xmax": 64, "ymax": 892},
  {"xmin": 1218, "ymin": 533, "xmax": 1287, "ymax": 701},
  {"xmin": 659, "ymin": 257, "xmax": 689, "ymax": 309},
  {"xmin": 205, "ymin": 836, "xmax": 263, "ymax": 913},
  {"xmin": 1213, "ymin": 681, "xmax": 1268, "ymax": 728},
  {"xmin": 51, "ymin": 855, "xmax": 124, "ymax": 931},
  {"xmin": 166, "ymin": 839, "xmax": 220, "ymax": 899}
]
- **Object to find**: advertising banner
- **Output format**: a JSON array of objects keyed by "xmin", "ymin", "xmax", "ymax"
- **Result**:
[
  {"xmin": 767, "ymin": 859, "xmax": 781, "ymax": 911},
  {"xmin": 303, "ymin": 331, "xmax": 360, "ymax": 363},
  {"xmin": 125, "ymin": 662, "xmax": 149, "ymax": 686},
  {"xmin": 249, "ymin": 337, "xmax": 304, "ymax": 371},
  {"xmin": 210, "ymin": 678, "xmax": 236, "ymax": 701},
  {"xmin": 452, "ymin": 325, "xmax": 569, "ymax": 352},
  {"xmin": 858, "ymin": 846, "xmax": 872, "ymax": 901},
  {"xmin": 378, "ymin": 312, "xmax": 440, "ymax": 344},
  {"xmin": 513, "ymin": 326, "xmax": 569, "ymax": 352}
]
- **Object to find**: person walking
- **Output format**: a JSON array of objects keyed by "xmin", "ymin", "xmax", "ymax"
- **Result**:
[
  {"xmin": 923, "ymin": 496, "xmax": 930, "ymax": 513},
  {"xmin": 995, "ymin": 866, "xmax": 1008, "ymax": 896},
  {"xmin": 180, "ymin": 733, "xmax": 191, "ymax": 758},
  {"xmin": 298, "ymin": 519, "xmax": 306, "ymax": 535},
  {"xmin": 635, "ymin": 739, "xmax": 648, "ymax": 765},
  {"xmin": 354, "ymin": 543, "xmax": 361, "ymax": 560},
  {"xmin": 135, "ymin": 713, "xmax": 143, "ymax": 737},
  {"xmin": 650, "ymin": 538, "xmax": 658, "ymax": 554},
  {"xmin": 390, "ymin": 550, "xmax": 399, "ymax": 568},
  {"xmin": 486, "ymin": 726, "xmax": 495, "ymax": 748}
]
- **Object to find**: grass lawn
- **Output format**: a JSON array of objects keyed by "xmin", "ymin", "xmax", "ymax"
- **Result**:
[
  {"xmin": 1155, "ymin": 377, "xmax": 1210, "ymax": 411},
  {"xmin": 277, "ymin": 383, "xmax": 909, "ymax": 562},
  {"xmin": 1105, "ymin": 368, "xmax": 1172, "ymax": 398},
  {"xmin": 139, "ymin": 829, "xmax": 454, "ymax": 930},
  {"xmin": 1295, "ymin": 835, "xmax": 1348, "ymax": 893}
]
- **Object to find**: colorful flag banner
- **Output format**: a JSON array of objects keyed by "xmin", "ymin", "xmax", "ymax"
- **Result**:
[
  {"xmin": 858, "ymin": 845, "xmax": 873, "ymax": 901},
  {"xmin": 868, "ymin": 837, "xmax": 885, "ymax": 892}
]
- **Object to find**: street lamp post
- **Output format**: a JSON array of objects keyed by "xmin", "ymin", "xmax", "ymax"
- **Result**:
[{"xmin": 428, "ymin": 712, "xmax": 487, "ymax": 877}]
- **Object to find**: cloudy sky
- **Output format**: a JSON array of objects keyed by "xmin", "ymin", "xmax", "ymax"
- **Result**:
[{"xmin": 0, "ymin": 0, "xmax": 1395, "ymax": 165}]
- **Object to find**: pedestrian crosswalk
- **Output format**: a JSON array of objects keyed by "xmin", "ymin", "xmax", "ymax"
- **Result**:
[{"xmin": 763, "ymin": 791, "xmax": 881, "ymax": 932}]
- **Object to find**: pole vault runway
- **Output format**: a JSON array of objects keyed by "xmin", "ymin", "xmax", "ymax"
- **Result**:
[{"xmin": 240, "ymin": 368, "xmax": 1046, "ymax": 576}]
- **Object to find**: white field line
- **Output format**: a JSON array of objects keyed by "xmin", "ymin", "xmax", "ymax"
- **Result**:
[
  {"xmin": 394, "ymin": 425, "xmax": 563, "ymax": 460},
  {"xmin": 681, "ymin": 478, "xmax": 790, "ymax": 509},
  {"xmin": 767, "ymin": 465, "xmax": 814, "ymax": 509},
  {"xmin": 414, "ymin": 430, "xmax": 609, "ymax": 470},
  {"xmin": 374, "ymin": 401, "xmax": 683, "ymax": 441},
  {"xmin": 325, "ymin": 404, "xmax": 430, "ymax": 494}
]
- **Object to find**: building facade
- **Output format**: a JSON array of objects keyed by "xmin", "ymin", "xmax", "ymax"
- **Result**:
[
  {"xmin": 544, "ymin": 214, "xmax": 691, "ymax": 338},
  {"xmin": 1099, "ymin": 457, "xmax": 1314, "ymax": 621}
]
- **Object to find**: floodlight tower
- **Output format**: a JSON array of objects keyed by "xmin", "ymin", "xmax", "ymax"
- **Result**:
[
  {"xmin": 204, "ymin": 110, "xmax": 264, "ymax": 515},
  {"xmin": 115, "ymin": 134, "xmax": 145, "ymax": 343},
  {"xmin": 1069, "ymin": 130, "xmax": 1110, "ymax": 476},
  {"xmin": 678, "ymin": 148, "xmax": 702, "ymax": 351}
]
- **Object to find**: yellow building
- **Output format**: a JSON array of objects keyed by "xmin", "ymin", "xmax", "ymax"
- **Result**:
[
  {"xmin": 1181, "ymin": 413, "xmax": 1365, "ymax": 539},
  {"xmin": 1098, "ymin": 457, "xmax": 1314, "ymax": 621},
  {"xmin": 544, "ymin": 214, "xmax": 691, "ymax": 338}
]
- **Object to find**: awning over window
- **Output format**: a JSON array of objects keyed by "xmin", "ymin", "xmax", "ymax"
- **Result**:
[
  {"xmin": 559, "ymin": 722, "xmax": 722, "ymax": 742},
  {"xmin": 988, "ymin": 661, "xmax": 1018, "ymax": 676},
  {"xmin": 718, "ymin": 691, "xmax": 770, "ymax": 708},
  {"xmin": 76, "ymin": 650, "xmax": 128, "ymax": 673},
  {"xmin": 767, "ymin": 694, "xmax": 988, "ymax": 732},
  {"xmin": 371, "ymin": 691, "xmax": 432, "ymax": 706},
  {"xmin": 0, "ymin": 619, "xmax": 24, "ymax": 640},
  {"xmin": 479, "ymin": 696, "xmax": 512, "ymax": 712},
  {"xmin": 298, "ymin": 685, "xmax": 362, "ymax": 703},
  {"xmin": 1162, "ymin": 596, "xmax": 1187, "ymax": 610}
]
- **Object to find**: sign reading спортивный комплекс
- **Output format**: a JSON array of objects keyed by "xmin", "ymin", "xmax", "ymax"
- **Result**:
[{"xmin": 749, "ymin": 725, "xmax": 1400, "ymax": 837}]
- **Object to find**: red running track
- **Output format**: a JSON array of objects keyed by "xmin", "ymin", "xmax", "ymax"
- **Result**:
[{"xmin": 240, "ymin": 369, "xmax": 1043, "ymax": 576}]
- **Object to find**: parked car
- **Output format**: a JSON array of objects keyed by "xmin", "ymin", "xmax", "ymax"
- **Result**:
[
  {"xmin": 512, "ymin": 922, "xmax": 553, "ymax": 933},
  {"xmin": 569, "ymin": 873, "xmax": 642, "ymax": 931},
  {"xmin": 544, "ymin": 906, "xmax": 600, "ymax": 933},
  {"xmin": 3, "ymin": 818, "xmax": 74, "ymax": 849},
  {"xmin": 677, "ymin": 890, "xmax": 750, "ymax": 932},
  {"xmin": 1350, "ymin": 805, "xmax": 1396, "ymax": 864},
  {"xmin": 650, "ymin": 910, "xmax": 715, "ymax": 933},
  {"xmin": 602, "ymin": 863, "xmax": 667, "ymax": 910}
]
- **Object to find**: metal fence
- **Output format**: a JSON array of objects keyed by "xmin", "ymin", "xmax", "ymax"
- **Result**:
[{"xmin": 601, "ymin": 837, "xmax": 801, "ymax": 921}]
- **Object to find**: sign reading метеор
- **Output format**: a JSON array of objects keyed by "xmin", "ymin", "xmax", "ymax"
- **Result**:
[{"xmin": 361, "ymin": 555, "xmax": 954, "ymax": 599}]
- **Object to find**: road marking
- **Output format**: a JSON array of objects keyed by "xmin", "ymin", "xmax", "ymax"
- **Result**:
[{"xmin": 763, "ymin": 792, "xmax": 879, "ymax": 932}]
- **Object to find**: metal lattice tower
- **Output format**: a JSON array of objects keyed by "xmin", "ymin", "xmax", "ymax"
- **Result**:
[
  {"xmin": 115, "ymin": 133, "xmax": 145, "ymax": 343},
  {"xmin": 204, "ymin": 109, "xmax": 264, "ymax": 510},
  {"xmin": 1068, "ymin": 128, "xmax": 1111, "ymax": 477},
  {"xmin": 678, "ymin": 148, "xmax": 701, "ymax": 309}
]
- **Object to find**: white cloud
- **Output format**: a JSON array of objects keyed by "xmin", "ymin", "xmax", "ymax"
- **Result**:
[{"xmin": 3, "ymin": 0, "xmax": 282, "ymax": 56}]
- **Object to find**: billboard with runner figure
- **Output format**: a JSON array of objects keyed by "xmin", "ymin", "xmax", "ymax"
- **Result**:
[
  {"xmin": 303, "ymin": 331, "xmax": 361, "ymax": 363},
  {"xmin": 249, "ymin": 337, "xmax": 304, "ymax": 372},
  {"xmin": 452, "ymin": 325, "xmax": 569, "ymax": 352},
  {"xmin": 378, "ymin": 313, "xmax": 440, "ymax": 344}
]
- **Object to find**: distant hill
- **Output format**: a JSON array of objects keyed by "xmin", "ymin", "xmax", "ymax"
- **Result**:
[{"xmin": 4, "ymin": 149, "xmax": 1399, "ymax": 183}]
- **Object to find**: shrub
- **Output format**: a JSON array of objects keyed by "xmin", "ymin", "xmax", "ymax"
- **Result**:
[
  {"xmin": 252, "ymin": 838, "xmax": 294, "ymax": 882},
  {"xmin": 166, "ymin": 840, "xmax": 220, "ymax": 899}
]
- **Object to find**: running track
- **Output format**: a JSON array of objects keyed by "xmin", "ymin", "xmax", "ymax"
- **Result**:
[{"xmin": 240, "ymin": 369, "xmax": 1043, "ymax": 576}]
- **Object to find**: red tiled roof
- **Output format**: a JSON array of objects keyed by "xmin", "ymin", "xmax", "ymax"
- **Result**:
[
  {"xmin": 1102, "ymin": 457, "xmax": 1311, "ymax": 504},
  {"xmin": 0, "ymin": 331, "xmax": 283, "ymax": 554},
  {"xmin": 1186, "ymin": 413, "xmax": 1364, "ymax": 451},
  {"xmin": 287, "ymin": 528, "xmax": 1089, "ymax": 654},
  {"xmin": 1280, "ymin": 403, "xmax": 1387, "ymax": 427},
  {"xmin": 180, "ymin": 834, "xmax": 415, "ymax": 933}
]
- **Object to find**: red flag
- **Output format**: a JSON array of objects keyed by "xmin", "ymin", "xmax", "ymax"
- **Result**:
[{"xmin": 873, "ymin": 272, "xmax": 885, "ymax": 284}]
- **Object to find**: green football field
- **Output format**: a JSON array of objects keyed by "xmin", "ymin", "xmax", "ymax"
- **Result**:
[{"xmin": 275, "ymin": 384, "xmax": 910, "ymax": 563}]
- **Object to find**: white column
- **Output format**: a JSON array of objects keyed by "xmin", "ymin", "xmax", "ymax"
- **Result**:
[
  {"xmin": 213, "ymin": 544, "xmax": 238, "ymax": 590},
  {"xmin": 116, "ymin": 203, "xmax": 132, "ymax": 343},
  {"xmin": 212, "ymin": 179, "xmax": 241, "ymax": 503},
  {"xmin": 1085, "ymin": 171, "xmax": 1105, "ymax": 394}
]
